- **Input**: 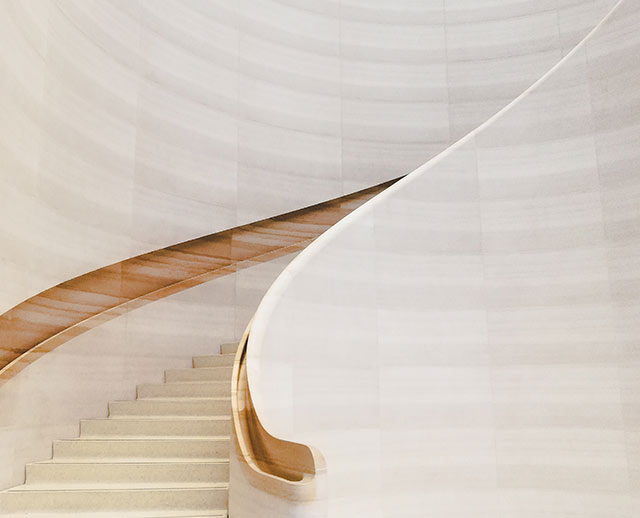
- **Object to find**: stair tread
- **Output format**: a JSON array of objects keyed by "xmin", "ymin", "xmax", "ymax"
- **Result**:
[
  {"xmin": 40, "ymin": 457, "xmax": 228, "ymax": 463},
  {"xmin": 130, "ymin": 396, "xmax": 231, "ymax": 403},
  {"xmin": 81, "ymin": 414, "xmax": 231, "ymax": 422},
  {"xmin": 97, "ymin": 418, "xmax": 229, "ymax": 423},
  {"xmin": 71, "ymin": 435, "xmax": 230, "ymax": 440},
  {"xmin": 32, "ymin": 459, "xmax": 230, "ymax": 466},
  {"xmin": 56, "ymin": 436, "xmax": 230, "ymax": 442},
  {"xmin": 164, "ymin": 367, "xmax": 232, "ymax": 383},
  {"xmin": 168, "ymin": 367, "xmax": 231, "ymax": 371},
  {"xmin": 192, "ymin": 355, "xmax": 235, "ymax": 359},
  {"xmin": 145, "ymin": 381, "xmax": 229, "ymax": 385},
  {"xmin": 220, "ymin": 343, "xmax": 239, "ymax": 356},
  {"xmin": 0, "ymin": 513, "xmax": 226, "ymax": 518},
  {"xmin": 8, "ymin": 483, "xmax": 228, "ymax": 492}
]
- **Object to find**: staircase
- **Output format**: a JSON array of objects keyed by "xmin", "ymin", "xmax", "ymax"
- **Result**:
[{"xmin": 0, "ymin": 343, "xmax": 239, "ymax": 517}]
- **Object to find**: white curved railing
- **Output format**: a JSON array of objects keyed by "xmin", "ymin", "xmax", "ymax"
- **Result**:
[
  {"xmin": 0, "ymin": 0, "xmax": 616, "ymax": 316},
  {"xmin": 241, "ymin": 0, "xmax": 640, "ymax": 516}
]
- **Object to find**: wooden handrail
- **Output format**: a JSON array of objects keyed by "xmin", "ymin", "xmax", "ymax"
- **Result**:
[
  {"xmin": 0, "ymin": 179, "xmax": 399, "ymax": 385},
  {"xmin": 231, "ymin": 319, "xmax": 326, "ymax": 501}
]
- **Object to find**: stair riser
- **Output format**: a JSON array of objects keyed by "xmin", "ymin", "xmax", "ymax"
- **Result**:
[
  {"xmin": 26, "ymin": 462, "xmax": 229, "ymax": 485},
  {"xmin": 192, "ymin": 355, "xmax": 235, "ymax": 368},
  {"xmin": 80, "ymin": 418, "xmax": 231, "ymax": 438},
  {"xmin": 109, "ymin": 399, "xmax": 231, "ymax": 417},
  {"xmin": 0, "ymin": 488, "xmax": 227, "ymax": 512},
  {"xmin": 137, "ymin": 382, "xmax": 230, "ymax": 398},
  {"xmin": 220, "ymin": 343, "xmax": 238, "ymax": 355},
  {"xmin": 53, "ymin": 440, "xmax": 229, "ymax": 460},
  {"xmin": 165, "ymin": 367, "xmax": 233, "ymax": 383}
]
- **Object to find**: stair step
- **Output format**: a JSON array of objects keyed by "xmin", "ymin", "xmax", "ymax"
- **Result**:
[
  {"xmin": 26, "ymin": 460, "xmax": 229, "ymax": 485},
  {"xmin": 220, "ymin": 343, "xmax": 238, "ymax": 355},
  {"xmin": 52, "ymin": 438, "xmax": 230, "ymax": 460},
  {"xmin": 80, "ymin": 417, "xmax": 231, "ymax": 438},
  {"xmin": 0, "ymin": 486, "xmax": 227, "ymax": 513},
  {"xmin": 0, "ymin": 511, "xmax": 226, "ymax": 518},
  {"xmin": 20, "ymin": 482, "xmax": 226, "ymax": 490},
  {"xmin": 109, "ymin": 398, "xmax": 231, "ymax": 417},
  {"xmin": 1, "ymin": 353, "xmax": 237, "ymax": 515},
  {"xmin": 138, "ymin": 381, "xmax": 230, "ymax": 398},
  {"xmin": 192, "ymin": 355, "xmax": 235, "ymax": 368},
  {"xmin": 165, "ymin": 367, "xmax": 233, "ymax": 383}
]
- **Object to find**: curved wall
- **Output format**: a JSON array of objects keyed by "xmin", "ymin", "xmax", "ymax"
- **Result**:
[
  {"xmin": 0, "ymin": 0, "xmax": 615, "ymax": 316},
  {"xmin": 247, "ymin": 1, "xmax": 640, "ymax": 516}
]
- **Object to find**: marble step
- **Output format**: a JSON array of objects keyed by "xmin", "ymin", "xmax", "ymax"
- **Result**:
[
  {"xmin": 26, "ymin": 460, "xmax": 229, "ymax": 485},
  {"xmin": 80, "ymin": 416, "xmax": 231, "ymax": 438},
  {"xmin": 0, "ymin": 511, "xmax": 225, "ymax": 518},
  {"xmin": 0, "ymin": 485, "xmax": 227, "ymax": 513},
  {"xmin": 192, "ymin": 355, "xmax": 235, "ymax": 369},
  {"xmin": 52, "ymin": 438, "xmax": 230, "ymax": 460},
  {"xmin": 0, "ymin": 511, "xmax": 226, "ymax": 518},
  {"xmin": 220, "ymin": 343, "xmax": 238, "ymax": 355},
  {"xmin": 165, "ymin": 367, "xmax": 233, "ymax": 383},
  {"xmin": 137, "ymin": 381, "xmax": 230, "ymax": 399},
  {"xmin": 109, "ymin": 398, "xmax": 231, "ymax": 417}
]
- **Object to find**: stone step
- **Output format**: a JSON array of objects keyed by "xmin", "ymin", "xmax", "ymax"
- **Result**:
[
  {"xmin": 52, "ymin": 438, "xmax": 230, "ymax": 460},
  {"xmin": 0, "ymin": 485, "xmax": 227, "ymax": 513},
  {"xmin": 0, "ymin": 511, "xmax": 225, "ymax": 518},
  {"xmin": 165, "ymin": 367, "xmax": 233, "ymax": 383},
  {"xmin": 109, "ymin": 398, "xmax": 231, "ymax": 418},
  {"xmin": 80, "ymin": 417, "xmax": 231, "ymax": 438},
  {"xmin": 26, "ymin": 460, "xmax": 229, "ymax": 485},
  {"xmin": 219, "ymin": 343, "xmax": 238, "ymax": 355},
  {"xmin": 137, "ymin": 381, "xmax": 230, "ymax": 399},
  {"xmin": 192, "ymin": 355, "xmax": 235, "ymax": 369}
]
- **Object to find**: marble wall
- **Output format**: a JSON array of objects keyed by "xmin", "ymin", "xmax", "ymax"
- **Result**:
[
  {"xmin": 0, "ymin": 0, "xmax": 621, "ymax": 501},
  {"xmin": 0, "ymin": 0, "xmax": 615, "ymax": 316},
  {"xmin": 246, "ymin": 1, "xmax": 640, "ymax": 516}
]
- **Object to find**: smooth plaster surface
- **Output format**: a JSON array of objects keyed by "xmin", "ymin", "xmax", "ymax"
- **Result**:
[
  {"xmin": 247, "ymin": 1, "xmax": 640, "ymax": 516},
  {"xmin": 0, "ymin": 0, "xmax": 626, "ymax": 508},
  {"xmin": 0, "ymin": 0, "xmax": 615, "ymax": 315}
]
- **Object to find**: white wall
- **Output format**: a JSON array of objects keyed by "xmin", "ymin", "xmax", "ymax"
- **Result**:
[
  {"xmin": 0, "ymin": 0, "xmax": 621, "ymax": 498},
  {"xmin": 247, "ymin": 1, "xmax": 640, "ymax": 516},
  {"xmin": 0, "ymin": 0, "xmax": 615, "ymax": 315}
]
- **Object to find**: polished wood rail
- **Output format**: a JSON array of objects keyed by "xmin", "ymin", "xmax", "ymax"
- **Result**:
[
  {"xmin": 232, "ymin": 319, "xmax": 326, "ymax": 501},
  {"xmin": 0, "ymin": 179, "xmax": 398, "ymax": 384}
]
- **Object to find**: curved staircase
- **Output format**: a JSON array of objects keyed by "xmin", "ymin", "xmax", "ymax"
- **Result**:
[{"xmin": 0, "ymin": 344, "xmax": 238, "ymax": 517}]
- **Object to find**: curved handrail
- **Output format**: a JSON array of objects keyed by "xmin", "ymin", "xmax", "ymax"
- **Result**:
[
  {"xmin": 0, "ymin": 179, "xmax": 398, "ymax": 385},
  {"xmin": 231, "ymin": 318, "xmax": 326, "ymax": 501}
]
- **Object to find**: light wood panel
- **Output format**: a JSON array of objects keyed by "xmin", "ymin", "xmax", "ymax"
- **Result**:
[{"xmin": 0, "ymin": 180, "xmax": 396, "ymax": 384}]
